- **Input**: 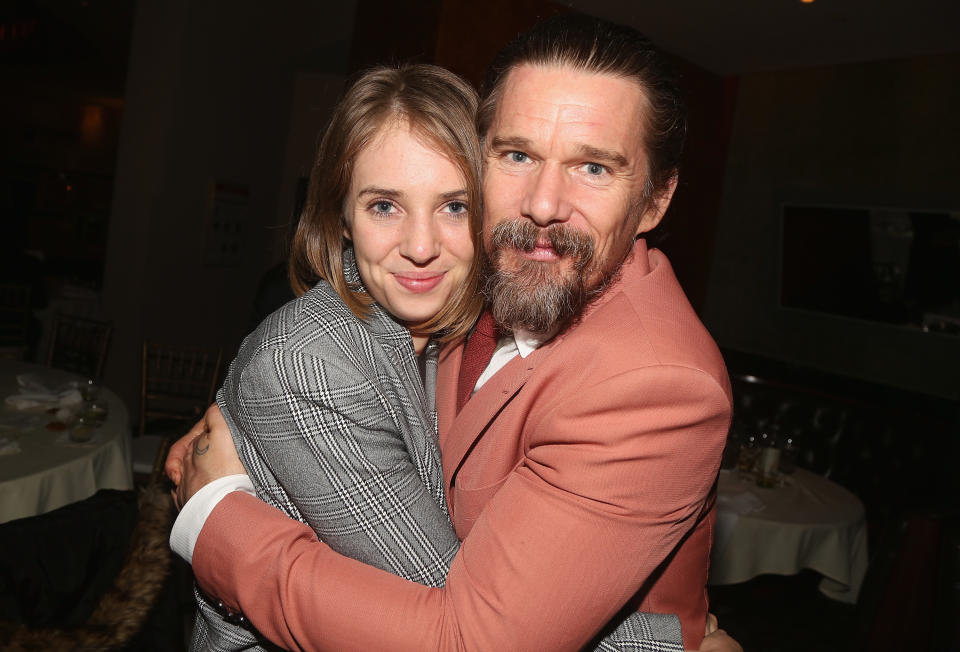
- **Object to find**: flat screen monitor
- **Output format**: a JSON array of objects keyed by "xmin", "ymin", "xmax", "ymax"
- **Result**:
[{"xmin": 780, "ymin": 204, "xmax": 960, "ymax": 335}]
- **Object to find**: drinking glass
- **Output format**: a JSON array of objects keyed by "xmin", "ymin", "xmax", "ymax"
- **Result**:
[
  {"xmin": 80, "ymin": 379, "xmax": 100, "ymax": 402},
  {"xmin": 69, "ymin": 415, "xmax": 96, "ymax": 443}
]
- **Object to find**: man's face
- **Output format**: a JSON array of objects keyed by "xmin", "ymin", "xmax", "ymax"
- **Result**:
[{"xmin": 481, "ymin": 64, "xmax": 670, "ymax": 333}]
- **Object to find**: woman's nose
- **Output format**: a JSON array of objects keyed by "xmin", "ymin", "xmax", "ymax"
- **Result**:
[{"xmin": 399, "ymin": 214, "xmax": 441, "ymax": 264}]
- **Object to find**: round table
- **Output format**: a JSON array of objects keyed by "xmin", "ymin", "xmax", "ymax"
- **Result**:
[
  {"xmin": 0, "ymin": 360, "xmax": 133, "ymax": 523},
  {"xmin": 709, "ymin": 467, "xmax": 868, "ymax": 603}
]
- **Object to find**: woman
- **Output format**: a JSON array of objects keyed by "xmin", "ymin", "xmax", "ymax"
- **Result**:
[
  {"xmin": 170, "ymin": 64, "xmax": 737, "ymax": 652},
  {"xmin": 179, "ymin": 64, "xmax": 482, "ymax": 651}
]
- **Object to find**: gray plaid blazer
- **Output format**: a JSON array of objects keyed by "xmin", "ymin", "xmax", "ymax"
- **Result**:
[{"xmin": 190, "ymin": 250, "xmax": 683, "ymax": 652}]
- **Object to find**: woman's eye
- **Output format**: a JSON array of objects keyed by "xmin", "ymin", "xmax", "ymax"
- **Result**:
[
  {"xmin": 444, "ymin": 201, "xmax": 468, "ymax": 215},
  {"xmin": 372, "ymin": 201, "xmax": 395, "ymax": 215},
  {"xmin": 508, "ymin": 151, "xmax": 529, "ymax": 164}
]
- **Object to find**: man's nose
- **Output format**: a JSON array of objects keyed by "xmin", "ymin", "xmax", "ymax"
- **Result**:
[
  {"xmin": 399, "ymin": 214, "xmax": 441, "ymax": 264},
  {"xmin": 521, "ymin": 162, "xmax": 572, "ymax": 226}
]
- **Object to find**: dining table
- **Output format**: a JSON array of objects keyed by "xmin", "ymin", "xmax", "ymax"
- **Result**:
[
  {"xmin": 709, "ymin": 466, "xmax": 869, "ymax": 603},
  {"xmin": 0, "ymin": 359, "xmax": 133, "ymax": 524}
]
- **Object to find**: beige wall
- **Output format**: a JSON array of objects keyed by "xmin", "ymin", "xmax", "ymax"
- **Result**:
[
  {"xmin": 100, "ymin": 0, "xmax": 354, "ymax": 416},
  {"xmin": 705, "ymin": 54, "xmax": 960, "ymax": 399}
]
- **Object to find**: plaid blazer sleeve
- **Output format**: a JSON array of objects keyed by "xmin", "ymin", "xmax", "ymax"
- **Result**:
[
  {"xmin": 189, "ymin": 297, "xmax": 459, "ymax": 651},
  {"xmin": 225, "ymin": 344, "xmax": 459, "ymax": 583}
]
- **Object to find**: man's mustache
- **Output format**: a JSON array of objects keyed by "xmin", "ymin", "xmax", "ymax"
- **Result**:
[{"xmin": 489, "ymin": 219, "xmax": 595, "ymax": 266}]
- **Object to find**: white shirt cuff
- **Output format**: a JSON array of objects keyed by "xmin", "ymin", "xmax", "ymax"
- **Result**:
[{"xmin": 169, "ymin": 474, "xmax": 255, "ymax": 564}]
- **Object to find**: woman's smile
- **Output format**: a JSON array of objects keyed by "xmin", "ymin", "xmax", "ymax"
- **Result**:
[{"xmin": 392, "ymin": 271, "xmax": 446, "ymax": 293}]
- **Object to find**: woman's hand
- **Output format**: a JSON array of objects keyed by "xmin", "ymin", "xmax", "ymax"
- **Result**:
[{"xmin": 165, "ymin": 403, "xmax": 245, "ymax": 509}]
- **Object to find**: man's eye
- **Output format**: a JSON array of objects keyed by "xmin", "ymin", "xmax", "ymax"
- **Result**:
[
  {"xmin": 508, "ymin": 151, "xmax": 529, "ymax": 163},
  {"xmin": 584, "ymin": 163, "xmax": 607, "ymax": 176}
]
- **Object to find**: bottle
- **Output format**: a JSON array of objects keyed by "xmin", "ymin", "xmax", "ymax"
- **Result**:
[
  {"xmin": 780, "ymin": 435, "xmax": 798, "ymax": 474},
  {"xmin": 737, "ymin": 433, "xmax": 760, "ymax": 474},
  {"xmin": 755, "ymin": 428, "xmax": 780, "ymax": 488}
]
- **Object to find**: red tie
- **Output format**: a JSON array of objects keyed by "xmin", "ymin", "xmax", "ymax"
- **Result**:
[{"xmin": 457, "ymin": 310, "xmax": 500, "ymax": 412}]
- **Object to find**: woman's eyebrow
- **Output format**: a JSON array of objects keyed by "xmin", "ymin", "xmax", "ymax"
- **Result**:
[
  {"xmin": 439, "ymin": 189, "xmax": 468, "ymax": 201},
  {"xmin": 356, "ymin": 186, "xmax": 402, "ymax": 198}
]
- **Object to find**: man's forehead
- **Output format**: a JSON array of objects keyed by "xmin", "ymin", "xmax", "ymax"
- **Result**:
[
  {"xmin": 489, "ymin": 64, "xmax": 647, "ymax": 156},
  {"xmin": 498, "ymin": 64, "xmax": 645, "ymax": 112}
]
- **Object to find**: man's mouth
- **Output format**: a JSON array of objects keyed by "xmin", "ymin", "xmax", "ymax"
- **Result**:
[
  {"xmin": 517, "ymin": 239, "xmax": 560, "ymax": 262},
  {"xmin": 393, "ymin": 272, "xmax": 445, "ymax": 293},
  {"xmin": 489, "ymin": 218, "xmax": 596, "ymax": 269}
]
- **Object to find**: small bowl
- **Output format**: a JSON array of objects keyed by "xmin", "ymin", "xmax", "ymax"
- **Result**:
[{"xmin": 69, "ymin": 418, "xmax": 96, "ymax": 443}]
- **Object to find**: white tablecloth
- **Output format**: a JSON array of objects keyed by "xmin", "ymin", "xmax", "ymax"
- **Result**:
[
  {"xmin": 709, "ymin": 468, "xmax": 869, "ymax": 603},
  {"xmin": 0, "ymin": 361, "xmax": 133, "ymax": 523}
]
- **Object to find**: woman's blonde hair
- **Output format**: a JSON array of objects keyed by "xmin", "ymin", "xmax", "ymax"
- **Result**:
[{"xmin": 289, "ymin": 64, "xmax": 484, "ymax": 340}]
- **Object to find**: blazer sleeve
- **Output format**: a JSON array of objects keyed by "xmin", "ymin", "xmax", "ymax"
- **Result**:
[
  {"xmin": 193, "ymin": 363, "xmax": 731, "ymax": 652},
  {"xmin": 228, "ymin": 345, "xmax": 459, "ymax": 587}
]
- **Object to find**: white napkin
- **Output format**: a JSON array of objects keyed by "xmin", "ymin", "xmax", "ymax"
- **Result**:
[
  {"xmin": 16, "ymin": 373, "xmax": 54, "ymax": 393},
  {"xmin": 0, "ymin": 437, "xmax": 21, "ymax": 456},
  {"xmin": 717, "ymin": 490, "xmax": 766, "ymax": 515},
  {"xmin": 5, "ymin": 388, "xmax": 83, "ymax": 410}
]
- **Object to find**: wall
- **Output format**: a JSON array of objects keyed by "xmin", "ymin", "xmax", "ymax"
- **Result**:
[
  {"xmin": 100, "ymin": 0, "xmax": 355, "ymax": 415},
  {"xmin": 705, "ymin": 54, "xmax": 960, "ymax": 399}
]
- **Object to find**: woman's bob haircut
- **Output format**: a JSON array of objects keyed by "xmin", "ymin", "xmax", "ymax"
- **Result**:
[{"xmin": 289, "ymin": 64, "xmax": 484, "ymax": 341}]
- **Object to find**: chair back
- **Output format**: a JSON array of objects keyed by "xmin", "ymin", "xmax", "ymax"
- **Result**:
[
  {"xmin": 46, "ymin": 314, "xmax": 113, "ymax": 379},
  {"xmin": 0, "ymin": 283, "xmax": 32, "ymax": 357},
  {"xmin": 139, "ymin": 342, "xmax": 222, "ymax": 437}
]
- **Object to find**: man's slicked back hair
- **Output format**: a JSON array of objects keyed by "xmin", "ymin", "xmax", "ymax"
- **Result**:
[{"xmin": 477, "ymin": 14, "xmax": 687, "ymax": 205}]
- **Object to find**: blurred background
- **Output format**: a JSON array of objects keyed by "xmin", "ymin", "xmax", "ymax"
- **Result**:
[
  {"xmin": 3, "ymin": 0, "xmax": 957, "ymax": 408},
  {"xmin": 1, "ymin": 1, "xmax": 958, "ymax": 649}
]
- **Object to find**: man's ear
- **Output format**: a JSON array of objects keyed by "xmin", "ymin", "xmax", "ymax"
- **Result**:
[{"xmin": 635, "ymin": 175, "xmax": 678, "ymax": 237}]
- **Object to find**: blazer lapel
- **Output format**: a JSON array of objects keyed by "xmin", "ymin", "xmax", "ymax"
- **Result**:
[{"xmin": 438, "ymin": 341, "xmax": 551, "ymax": 492}]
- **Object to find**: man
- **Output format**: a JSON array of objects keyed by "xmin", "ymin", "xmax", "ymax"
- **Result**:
[{"xmin": 169, "ymin": 15, "xmax": 734, "ymax": 652}]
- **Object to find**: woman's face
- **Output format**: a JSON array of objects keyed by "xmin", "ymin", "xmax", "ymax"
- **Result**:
[{"xmin": 345, "ymin": 121, "xmax": 474, "ymax": 335}]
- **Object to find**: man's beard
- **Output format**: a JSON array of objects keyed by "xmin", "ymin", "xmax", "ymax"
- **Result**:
[{"xmin": 482, "ymin": 219, "xmax": 631, "ymax": 335}]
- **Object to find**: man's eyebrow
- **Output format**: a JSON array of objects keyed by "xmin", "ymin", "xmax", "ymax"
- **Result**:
[
  {"xmin": 576, "ymin": 144, "xmax": 629, "ymax": 169},
  {"xmin": 489, "ymin": 136, "xmax": 533, "ymax": 151},
  {"xmin": 489, "ymin": 137, "xmax": 630, "ymax": 169}
]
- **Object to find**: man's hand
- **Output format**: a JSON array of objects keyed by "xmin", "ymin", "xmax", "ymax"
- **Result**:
[
  {"xmin": 164, "ymin": 414, "xmax": 207, "ymax": 488},
  {"xmin": 165, "ymin": 403, "xmax": 245, "ymax": 509},
  {"xmin": 696, "ymin": 629, "xmax": 742, "ymax": 652},
  {"xmin": 686, "ymin": 613, "xmax": 742, "ymax": 652}
]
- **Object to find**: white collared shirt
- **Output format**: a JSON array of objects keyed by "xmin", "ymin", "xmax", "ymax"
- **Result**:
[
  {"xmin": 170, "ymin": 326, "xmax": 553, "ymax": 563},
  {"xmin": 472, "ymin": 327, "xmax": 551, "ymax": 393}
]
